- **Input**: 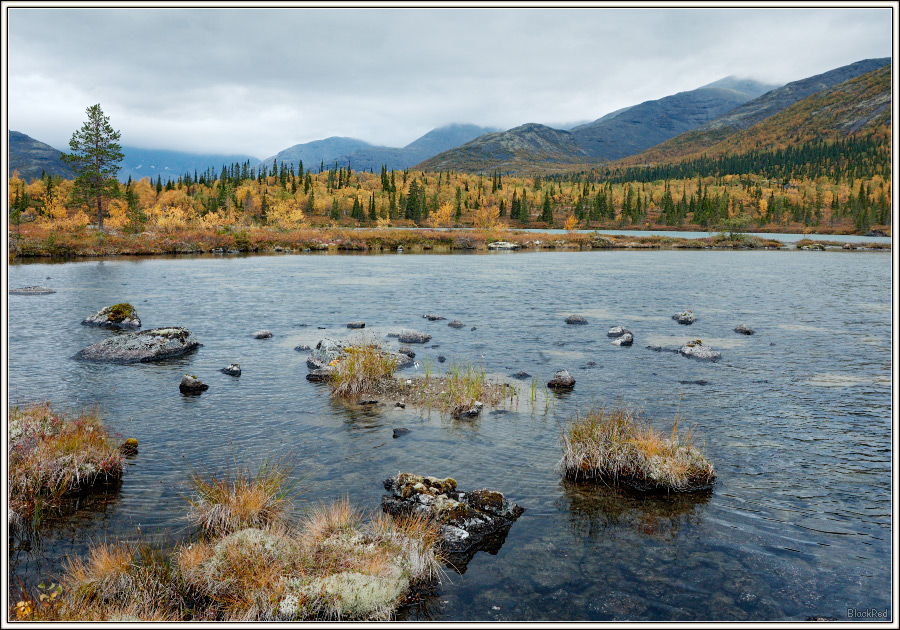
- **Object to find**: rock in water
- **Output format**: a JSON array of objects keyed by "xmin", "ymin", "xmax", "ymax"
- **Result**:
[
  {"xmin": 75, "ymin": 327, "xmax": 200, "ymax": 363},
  {"xmin": 423, "ymin": 314, "xmax": 445, "ymax": 321},
  {"xmin": 119, "ymin": 438, "xmax": 139, "ymax": 455},
  {"xmin": 381, "ymin": 473, "xmax": 525, "ymax": 567},
  {"xmin": 306, "ymin": 338, "xmax": 346, "ymax": 370},
  {"xmin": 397, "ymin": 330, "xmax": 432, "ymax": 344},
  {"xmin": 448, "ymin": 320, "xmax": 464, "ymax": 329},
  {"xmin": 81, "ymin": 303, "xmax": 141, "ymax": 329},
  {"xmin": 734, "ymin": 324, "xmax": 755, "ymax": 335},
  {"xmin": 672, "ymin": 310, "xmax": 696, "ymax": 325},
  {"xmin": 487, "ymin": 241, "xmax": 519, "ymax": 250},
  {"xmin": 9, "ymin": 286, "xmax": 55, "ymax": 295},
  {"xmin": 511, "ymin": 371, "xmax": 531, "ymax": 380},
  {"xmin": 397, "ymin": 347, "xmax": 416, "ymax": 358},
  {"xmin": 392, "ymin": 428, "xmax": 410, "ymax": 438},
  {"xmin": 565, "ymin": 315, "xmax": 588, "ymax": 325},
  {"xmin": 221, "ymin": 364, "xmax": 241, "ymax": 376},
  {"xmin": 611, "ymin": 332, "xmax": 633, "ymax": 346},
  {"xmin": 347, "ymin": 321, "xmax": 366, "ymax": 329},
  {"xmin": 451, "ymin": 401, "xmax": 483, "ymax": 419},
  {"xmin": 607, "ymin": 325, "xmax": 628, "ymax": 338},
  {"xmin": 679, "ymin": 340, "xmax": 721, "ymax": 362},
  {"xmin": 548, "ymin": 370, "xmax": 575, "ymax": 390},
  {"xmin": 180, "ymin": 374, "xmax": 208, "ymax": 394},
  {"xmin": 253, "ymin": 330, "xmax": 273, "ymax": 339}
]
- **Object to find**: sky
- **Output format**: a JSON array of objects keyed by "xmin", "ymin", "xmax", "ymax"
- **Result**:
[{"xmin": 5, "ymin": 5, "xmax": 895, "ymax": 159}]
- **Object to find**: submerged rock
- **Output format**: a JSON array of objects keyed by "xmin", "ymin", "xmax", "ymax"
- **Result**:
[
  {"xmin": 347, "ymin": 321, "xmax": 366, "ymax": 329},
  {"xmin": 221, "ymin": 363, "xmax": 241, "ymax": 377},
  {"xmin": 511, "ymin": 371, "xmax": 531, "ymax": 380},
  {"xmin": 253, "ymin": 330, "xmax": 273, "ymax": 339},
  {"xmin": 119, "ymin": 438, "xmax": 139, "ymax": 455},
  {"xmin": 75, "ymin": 327, "xmax": 200, "ymax": 363},
  {"xmin": 392, "ymin": 428, "xmax": 410, "ymax": 438},
  {"xmin": 423, "ymin": 314, "xmax": 445, "ymax": 321},
  {"xmin": 679, "ymin": 340, "xmax": 721, "ymax": 362},
  {"xmin": 734, "ymin": 324, "xmax": 755, "ymax": 335},
  {"xmin": 381, "ymin": 473, "xmax": 525, "ymax": 566},
  {"xmin": 448, "ymin": 320, "xmax": 464, "ymax": 329},
  {"xmin": 81, "ymin": 303, "xmax": 141, "ymax": 329},
  {"xmin": 9, "ymin": 286, "xmax": 55, "ymax": 295},
  {"xmin": 180, "ymin": 374, "xmax": 208, "ymax": 394},
  {"xmin": 305, "ymin": 368, "xmax": 333, "ymax": 382},
  {"xmin": 397, "ymin": 330, "xmax": 431, "ymax": 344},
  {"xmin": 672, "ymin": 310, "xmax": 696, "ymax": 325},
  {"xmin": 607, "ymin": 325, "xmax": 628, "ymax": 338},
  {"xmin": 565, "ymin": 315, "xmax": 588, "ymax": 325},
  {"xmin": 611, "ymin": 331, "xmax": 633, "ymax": 346},
  {"xmin": 547, "ymin": 370, "xmax": 575, "ymax": 390}
]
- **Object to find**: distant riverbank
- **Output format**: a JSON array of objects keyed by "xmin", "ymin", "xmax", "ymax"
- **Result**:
[{"xmin": 8, "ymin": 225, "xmax": 891, "ymax": 260}]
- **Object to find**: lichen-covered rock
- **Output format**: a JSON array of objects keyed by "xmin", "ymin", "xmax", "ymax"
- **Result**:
[
  {"xmin": 679, "ymin": 340, "xmax": 721, "ymax": 362},
  {"xmin": 180, "ymin": 374, "xmax": 208, "ymax": 394},
  {"xmin": 307, "ymin": 338, "xmax": 346, "ymax": 370},
  {"xmin": 397, "ymin": 330, "xmax": 431, "ymax": 344},
  {"xmin": 74, "ymin": 327, "xmax": 200, "ymax": 363},
  {"xmin": 447, "ymin": 320, "xmax": 464, "ymax": 329},
  {"xmin": 611, "ymin": 332, "xmax": 633, "ymax": 346},
  {"xmin": 119, "ymin": 438, "xmax": 139, "ymax": 455},
  {"xmin": 221, "ymin": 363, "xmax": 241, "ymax": 376},
  {"xmin": 565, "ymin": 315, "xmax": 588, "ymax": 325},
  {"xmin": 672, "ymin": 310, "xmax": 696, "ymax": 325},
  {"xmin": 607, "ymin": 325, "xmax": 628, "ymax": 338},
  {"xmin": 734, "ymin": 324, "xmax": 755, "ymax": 335},
  {"xmin": 347, "ymin": 322, "xmax": 366, "ymax": 329},
  {"xmin": 81, "ymin": 303, "xmax": 141, "ymax": 329},
  {"xmin": 487, "ymin": 241, "xmax": 519, "ymax": 250},
  {"xmin": 423, "ymin": 314, "xmax": 445, "ymax": 321},
  {"xmin": 253, "ymin": 330, "xmax": 273, "ymax": 339},
  {"xmin": 381, "ymin": 473, "xmax": 524, "ymax": 566},
  {"xmin": 9, "ymin": 286, "xmax": 55, "ymax": 295},
  {"xmin": 547, "ymin": 370, "xmax": 575, "ymax": 390}
]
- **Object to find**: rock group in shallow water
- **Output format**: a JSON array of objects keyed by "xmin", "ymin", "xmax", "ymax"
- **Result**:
[
  {"xmin": 381, "ymin": 473, "xmax": 524, "ymax": 567},
  {"xmin": 81, "ymin": 303, "xmax": 142, "ymax": 329},
  {"xmin": 547, "ymin": 370, "xmax": 576, "ymax": 390},
  {"xmin": 75, "ymin": 327, "xmax": 200, "ymax": 363},
  {"xmin": 672, "ymin": 310, "xmax": 696, "ymax": 325}
]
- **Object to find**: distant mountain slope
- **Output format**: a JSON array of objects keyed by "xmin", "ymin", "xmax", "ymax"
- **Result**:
[
  {"xmin": 261, "ymin": 124, "xmax": 497, "ymax": 173},
  {"xmin": 8, "ymin": 131, "xmax": 75, "ymax": 181},
  {"xmin": 627, "ymin": 57, "xmax": 891, "ymax": 165},
  {"xmin": 119, "ymin": 147, "xmax": 259, "ymax": 183},
  {"xmin": 416, "ymin": 123, "xmax": 591, "ymax": 172}
]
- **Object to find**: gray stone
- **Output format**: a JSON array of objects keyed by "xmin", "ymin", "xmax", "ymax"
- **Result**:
[
  {"xmin": 452, "ymin": 401, "xmax": 483, "ymax": 419},
  {"xmin": 487, "ymin": 241, "xmax": 519, "ymax": 250},
  {"xmin": 398, "ymin": 347, "xmax": 416, "ymax": 358},
  {"xmin": 607, "ymin": 325, "xmax": 628, "ymax": 338},
  {"xmin": 734, "ymin": 324, "xmax": 755, "ymax": 335},
  {"xmin": 423, "ymin": 314, "xmax": 445, "ymax": 321},
  {"xmin": 392, "ymin": 428, "xmax": 410, "ymax": 438},
  {"xmin": 294, "ymin": 344, "xmax": 311, "ymax": 352},
  {"xmin": 179, "ymin": 374, "xmax": 208, "ymax": 394},
  {"xmin": 253, "ymin": 330, "xmax": 273, "ymax": 339},
  {"xmin": 9, "ymin": 286, "xmax": 55, "ymax": 295},
  {"xmin": 448, "ymin": 320, "xmax": 464, "ymax": 329},
  {"xmin": 672, "ymin": 310, "xmax": 696, "ymax": 325},
  {"xmin": 679, "ymin": 340, "xmax": 721, "ymax": 362},
  {"xmin": 565, "ymin": 315, "xmax": 588, "ymax": 325},
  {"xmin": 307, "ymin": 338, "xmax": 346, "ymax": 370},
  {"xmin": 511, "ymin": 371, "xmax": 531, "ymax": 380},
  {"xmin": 221, "ymin": 364, "xmax": 241, "ymax": 376},
  {"xmin": 547, "ymin": 370, "xmax": 575, "ymax": 390},
  {"xmin": 397, "ymin": 329, "xmax": 431, "ymax": 344},
  {"xmin": 81, "ymin": 303, "xmax": 141, "ymax": 329},
  {"xmin": 611, "ymin": 332, "xmax": 633, "ymax": 346},
  {"xmin": 75, "ymin": 327, "xmax": 200, "ymax": 363}
]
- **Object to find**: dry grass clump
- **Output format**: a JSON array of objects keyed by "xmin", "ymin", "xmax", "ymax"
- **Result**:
[
  {"xmin": 23, "ymin": 459, "xmax": 444, "ymax": 622},
  {"xmin": 184, "ymin": 455, "xmax": 299, "ymax": 536},
  {"xmin": 390, "ymin": 362, "xmax": 517, "ymax": 418},
  {"xmin": 559, "ymin": 405, "xmax": 716, "ymax": 492},
  {"xmin": 330, "ymin": 341, "xmax": 399, "ymax": 399},
  {"xmin": 8, "ymin": 402, "xmax": 123, "ymax": 526}
]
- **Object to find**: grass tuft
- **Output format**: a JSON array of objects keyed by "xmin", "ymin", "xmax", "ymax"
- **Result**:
[{"xmin": 330, "ymin": 338, "xmax": 400, "ymax": 399}]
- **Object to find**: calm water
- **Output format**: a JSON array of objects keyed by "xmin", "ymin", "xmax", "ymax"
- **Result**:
[{"xmin": 7, "ymin": 250, "xmax": 893, "ymax": 621}]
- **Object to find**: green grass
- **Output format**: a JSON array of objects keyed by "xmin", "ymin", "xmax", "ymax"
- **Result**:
[{"xmin": 329, "ymin": 339, "xmax": 400, "ymax": 399}]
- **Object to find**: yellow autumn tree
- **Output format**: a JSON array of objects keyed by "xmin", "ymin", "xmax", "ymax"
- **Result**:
[
  {"xmin": 267, "ymin": 197, "xmax": 308, "ymax": 229},
  {"xmin": 427, "ymin": 202, "xmax": 454, "ymax": 228},
  {"xmin": 564, "ymin": 215, "xmax": 578, "ymax": 232}
]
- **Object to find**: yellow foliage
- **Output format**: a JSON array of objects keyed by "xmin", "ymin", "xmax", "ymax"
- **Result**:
[
  {"xmin": 38, "ymin": 189, "xmax": 68, "ymax": 226},
  {"xmin": 564, "ymin": 215, "xmax": 578, "ymax": 232},
  {"xmin": 473, "ymin": 204, "xmax": 501, "ymax": 231},
  {"xmin": 154, "ymin": 204, "xmax": 191, "ymax": 232},
  {"xmin": 376, "ymin": 217, "xmax": 391, "ymax": 229},
  {"xmin": 427, "ymin": 202, "xmax": 454, "ymax": 228},
  {"xmin": 267, "ymin": 197, "xmax": 308, "ymax": 229},
  {"xmin": 199, "ymin": 210, "xmax": 230, "ymax": 230},
  {"xmin": 106, "ymin": 199, "xmax": 130, "ymax": 230}
]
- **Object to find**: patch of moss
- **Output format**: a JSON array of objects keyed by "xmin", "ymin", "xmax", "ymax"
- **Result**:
[{"xmin": 107, "ymin": 303, "xmax": 135, "ymax": 323}]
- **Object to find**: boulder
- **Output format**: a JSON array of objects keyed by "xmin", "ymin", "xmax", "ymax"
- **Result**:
[
  {"xmin": 306, "ymin": 338, "xmax": 346, "ymax": 370},
  {"xmin": 734, "ymin": 324, "xmax": 755, "ymax": 335},
  {"xmin": 679, "ymin": 340, "xmax": 721, "ymax": 362},
  {"xmin": 294, "ymin": 344, "xmax": 311, "ymax": 352},
  {"xmin": 397, "ymin": 347, "xmax": 416, "ymax": 358},
  {"xmin": 9, "ymin": 286, "xmax": 55, "ymax": 295},
  {"xmin": 448, "ymin": 320, "xmax": 464, "ymax": 329},
  {"xmin": 253, "ymin": 330, "xmax": 273, "ymax": 339},
  {"xmin": 672, "ymin": 310, "xmax": 696, "ymax": 325},
  {"xmin": 397, "ymin": 330, "xmax": 431, "ymax": 344},
  {"xmin": 423, "ymin": 314, "xmax": 446, "ymax": 321},
  {"xmin": 221, "ymin": 364, "xmax": 241, "ymax": 376},
  {"xmin": 547, "ymin": 370, "xmax": 575, "ymax": 390},
  {"xmin": 607, "ymin": 325, "xmax": 628, "ymax": 338},
  {"xmin": 75, "ymin": 327, "xmax": 200, "ymax": 363},
  {"xmin": 451, "ymin": 401, "xmax": 483, "ymax": 419},
  {"xmin": 347, "ymin": 321, "xmax": 366, "ymax": 329},
  {"xmin": 487, "ymin": 241, "xmax": 519, "ymax": 250},
  {"xmin": 180, "ymin": 374, "xmax": 208, "ymax": 395},
  {"xmin": 392, "ymin": 428, "xmax": 410, "ymax": 438},
  {"xmin": 305, "ymin": 368, "xmax": 334, "ymax": 382},
  {"xmin": 381, "ymin": 473, "xmax": 525, "ymax": 566},
  {"xmin": 81, "ymin": 303, "xmax": 141, "ymax": 329},
  {"xmin": 611, "ymin": 332, "xmax": 633, "ymax": 346},
  {"xmin": 565, "ymin": 315, "xmax": 588, "ymax": 325},
  {"xmin": 119, "ymin": 438, "xmax": 139, "ymax": 455}
]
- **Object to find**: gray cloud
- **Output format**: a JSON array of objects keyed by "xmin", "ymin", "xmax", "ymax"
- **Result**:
[{"xmin": 7, "ymin": 6, "xmax": 893, "ymax": 158}]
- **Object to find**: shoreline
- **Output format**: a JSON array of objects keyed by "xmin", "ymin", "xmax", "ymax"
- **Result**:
[{"xmin": 7, "ymin": 227, "xmax": 891, "ymax": 261}]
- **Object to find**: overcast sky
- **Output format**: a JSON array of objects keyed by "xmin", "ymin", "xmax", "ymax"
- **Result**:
[{"xmin": 6, "ymin": 6, "xmax": 894, "ymax": 159}]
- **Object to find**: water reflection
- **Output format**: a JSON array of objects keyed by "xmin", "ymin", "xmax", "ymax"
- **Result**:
[{"xmin": 558, "ymin": 479, "xmax": 711, "ymax": 540}]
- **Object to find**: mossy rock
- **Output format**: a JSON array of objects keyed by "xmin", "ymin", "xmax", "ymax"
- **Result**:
[
  {"xmin": 466, "ymin": 489, "xmax": 506, "ymax": 515},
  {"xmin": 107, "ymin": 303, "xmax": 135, "ymax": 323},
  {"xmin": 81, "ymin": 303, "xmax": 141, "ymax": 329}
]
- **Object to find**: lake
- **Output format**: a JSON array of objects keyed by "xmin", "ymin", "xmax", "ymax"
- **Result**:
[{"xmin": 7, "ymin": 249, "xmax": 892, "ymax": 621}]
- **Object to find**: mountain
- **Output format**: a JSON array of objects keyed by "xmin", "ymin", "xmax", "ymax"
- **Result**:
[
  {"xmin": 118, "ymin": 147, "xmax": 259, "ymax": 183},
  {"xmin": 626, "ymin": 57, "xmax": 891, "ymax": 165},
  {"xmin": 8, "ymin": 131, "xmax": 75, "ymax": 181},
  {"xmin": 570, "ymin": 78, "xmax": 780, "ymax": 160},
  {"xmin": 261, "ymin": 124, "xmax": 497, "ymax": 173},
  {"xmin": 416, "ymin": 123, "xmax": 591, "ymax": 172}
]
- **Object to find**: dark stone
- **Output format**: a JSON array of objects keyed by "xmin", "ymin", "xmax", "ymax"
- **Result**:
[
  {"xmin": 806, "ymin": 617, "xmax": 839, "ymax": 622},
  {"xmin": 864, "ymin": 229, "xmax": 887, "ymax": 237},
  {"xmin": 423, "ymin": 314, "xmax": 446, "ymax": 321},
  {"xmin": 547, "ymin": 370, "xmax": 575, "ymax": 390},
  {"xmin": 75, "ymin": 327, "xmax": 200, "ymax": 363},
  {"xmin": 511, "ymin": 371, "xmax": 531, "ymax": 380},
  {"xmin": 565, "ymin": 315, "xmax": 588, "ymax": 325},
  {"xmin": 392, "ymin": 428, "xmax": 410, "ymax": 438},
  {"xmin": 294, "ymin": 344, "xmax": 311, "ymax": 352},
  {"xmin": 305, "ymin": 368, "xmax": 333, "ymax": 382},
  {"xmin": 398, "ymin": 330, "xmax": 432, "ymax": 344},
  {"xmin": 253, "ymin": 330, "xmax": 273, "ymax": 339},
  {"xmin": 734, "ymin": 324, "xmax": 755, "ymax": 335},
  {"xmin": 395, "ymin": 402, "xmax": 406, "ymax": 408},
  {"xmin": 448, "ymin": 320, "xmax": 464, "ymax": 329},
  {"xmin": 679, "ymin": 380, "xmax": 710, "ymax": 385},
  {"xmin": 221, "ymin": 363, "xmax": 241, "ymax": 377},
  {"xmin": 452, "ymin": 401, "xmax": 483, "ymax": 419},
  {"xmin": 470, "ymin": 326, "xmax": 477, "ymax": 331},
  {"xmin": 398, "ymin": 347, "xmax": 416, "ymax": 358},
  {"xmin": 358, "ymin": 399, "xmax": 378, "ymax": 405},
  {"xmin": 438, "ymin": 355, "xmax": 446, "ymax": 363},
  {"xmin": 347, "ymin": 321, "xmax": 366, "ymax": 329},
  {"xmin": 179, "ymin": 374, "xmax": 208, "ymax": 395}
]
